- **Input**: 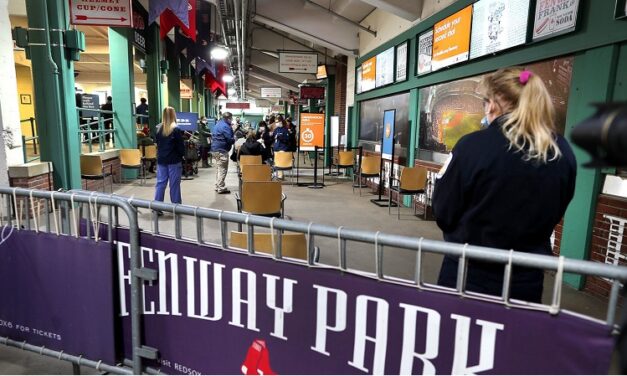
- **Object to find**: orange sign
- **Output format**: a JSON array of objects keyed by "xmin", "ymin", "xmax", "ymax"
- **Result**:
[
  {"xmin": 432, "ymin": 5, "xmax": 472, "ymax": 71},
  {"xmin": 299, "ymin": 113, "xmax": 325, "ymax": 151},
  {"xmin": 361, "ymin": 56, "xmax": 376, "ymax": 92},
  {"xmin": 180, "ymin": 79, "xmax": 193, "ymax": 99}
]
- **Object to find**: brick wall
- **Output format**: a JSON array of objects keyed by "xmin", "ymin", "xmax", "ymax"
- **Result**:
[
  {"xmin": 584, "ymin": 194, "xmax": 627, "ymax": 298},
  {"xmin": 334, "ymin": 57, "xmax": 348, "ymax": 143},
  {"xmin": 9, "ymin": 171, "xmax": 54, "ymax": 220}
]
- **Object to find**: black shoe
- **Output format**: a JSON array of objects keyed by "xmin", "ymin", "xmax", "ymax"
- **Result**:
[{"xmin": 217, "ymin": 189, "xmax": 231, "ymax": 194}]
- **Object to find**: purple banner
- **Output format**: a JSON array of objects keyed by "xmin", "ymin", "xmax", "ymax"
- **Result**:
[
  {"xmin": 148, "ymin": 0, "xmax": 189, "ymax": 26},
  {"xmin": 0, "ymin": 230, "xmax": 116, "ymax": 364},
  {"xmin": 110, "ymin": 228, "xmax": 614, "ymax": 374}
]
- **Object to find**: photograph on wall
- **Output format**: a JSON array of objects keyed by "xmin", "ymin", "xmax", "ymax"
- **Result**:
[
  {"xmin": 431, "ymin": 6, "xmax": 472, "ymax": 71},
  {"xmin": 381, "ymin": 110, "xmax": 396, "ymax": 160},
  {"xmin": 376, "ymin": 47, "xmax": 395, "ymax": 87},
  {"xmin": 470, "ymin": 0, "xmax": 531, "ymax": 59},
  {"xmin": 361, "ymin": 56, "xmax": 376, "ymax": 92},
  {"xmin": 359, "ymin": 92, "xmax": 410, "ymax": 159},
  {"xmin": 418, "ymin": 56, "xmax": 574, "ymax": 162},
  {"xmin": 533, "ymin": 0, "xmax": 580, "ymax": 41},
  {"xmin": 395, "ymin": 41, "xmax": 408, "ymax": 82},
  {"xmin": 417, "ymin": 30, "xmax": 434, "ymax": 75}
]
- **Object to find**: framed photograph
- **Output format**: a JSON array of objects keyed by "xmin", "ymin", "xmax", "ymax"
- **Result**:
[
  {"xmin": 616, "ymin": 0, "xmax": 627, "ymax": 19},
  {"xmin": 20, "ymin": 94, "xmax": 31, "ymax": 105}
]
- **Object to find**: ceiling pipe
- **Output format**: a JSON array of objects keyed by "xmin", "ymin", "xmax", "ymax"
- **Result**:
[
  {"xmin": 241, "ymin": 0, "xmax": 248, "ymax": 100},
  {"xmin": 232, "ymin": 0, "xmax": 243, "ymax": 99},
  {"xmin": 216, "ymin": 1, "xmax": 238, "ymax": 95},
  {"xmin": 302, "ymin": 0, "xmax": 376, "ymax": 36}
]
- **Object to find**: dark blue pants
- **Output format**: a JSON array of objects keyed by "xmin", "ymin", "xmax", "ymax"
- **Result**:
[{"xmin": 154, "ymin": 163, "xmax": 182, "ymax": 204}]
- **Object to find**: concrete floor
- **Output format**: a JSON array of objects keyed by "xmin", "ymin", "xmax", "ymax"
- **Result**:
[{"xmin": 0, "ymin": 160, "xmax": 617, "ymax": 374}]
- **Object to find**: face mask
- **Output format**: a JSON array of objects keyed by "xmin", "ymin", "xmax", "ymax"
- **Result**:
[
  {"xmin": 259, "ymin": 127, "xmax": 265, "ymax": 132},
  {"xmin": 480, "ymin": 116, "xmax": 489, "ymax": 128}
]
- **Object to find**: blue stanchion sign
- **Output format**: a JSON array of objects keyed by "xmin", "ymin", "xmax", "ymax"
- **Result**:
[{"xmin": 176, "ymin": 112, "xmax": 199, "ymax": 132}]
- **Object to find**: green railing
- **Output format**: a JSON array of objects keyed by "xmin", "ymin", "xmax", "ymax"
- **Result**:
[
  {"xmin": 20, "ymin": 117, "xmax": 40, "ymax": 163},
  {"xmin": 77, "ymin": 107, "xmax": 116, "ymax": 153}
]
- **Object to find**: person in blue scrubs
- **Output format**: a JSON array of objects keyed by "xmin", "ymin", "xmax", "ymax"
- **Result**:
[{"xmin": 154, "ymin": 106, "xmax": 185, "ymax": 205}]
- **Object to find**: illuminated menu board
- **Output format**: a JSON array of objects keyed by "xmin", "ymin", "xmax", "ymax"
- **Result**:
[
  {"xmin": 361, "ymin": 56, "xmax": 376, "ymax": 92},
  {"xmin": 470, "ymin": 0, "xmax": 531, "ymax": 59},
  {"xmin": 431, "ymin": 6, "xmax": 472, "ymax": 71},
  {"xmin": 375, "ymin": 47, "xmax": 395, "ymax": 87}
]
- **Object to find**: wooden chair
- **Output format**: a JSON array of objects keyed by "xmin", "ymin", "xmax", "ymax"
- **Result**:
[
  {"xmin": 353, "ymin": 155, "xmax": 381, "ymax": 196},
  {"xmin": 332, "ymin": 149, "xmax": 356, "ymax": 179},
  {"xmin": 241, "ymin": 164, "xmax": 273, "ymax": 182},
  {"xmin": 229, "ymin": 231, "xmax": 319, "ymax": 262},
  {"xmin": 388, "ymin": 166, "xmax": 428, "ymax": 219},
  {"xmin": 80, "ymin": 155, "xmax": 113, "ymax": 192},
  {"xmin": 140, "ymin": 144, "xmax": 157, "ymax": 179},
  {"xmin": 235, "ymin": 181, "xmax": 286, "ymax": 220},
  {"xmin": 273, "ymin": 151, "xmax": 294, "ymax": 184},
  {"xmin": 119, "ymin": 149, "xmax": 144, "ymax": 185},
  {"xmin": 238, "ymin": 155, "xmax": 262, "ymax": 175}
]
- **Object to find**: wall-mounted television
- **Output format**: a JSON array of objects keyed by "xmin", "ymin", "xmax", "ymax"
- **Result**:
[
  {"xmin": 470, "ymin": 0, "xmax": 531, "ymax": 59},
  {"xmin": 300, "ymin": 86, "xmax": 325, "ymax": 100},
  {"xmin": 375, "ymin": 47, "xmax": 395, "ymax": 87},
  {"xmin": 431, "ymin": 5, "xmax": 473, "ymax": 71}
]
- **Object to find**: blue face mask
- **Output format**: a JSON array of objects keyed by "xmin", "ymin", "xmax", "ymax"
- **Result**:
[{"xmin": 480, "ymin": 116, "xmax": 489, "ymax": 128}]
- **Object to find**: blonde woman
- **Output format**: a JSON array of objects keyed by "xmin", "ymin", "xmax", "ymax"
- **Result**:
[
  {"xmin": 433, "ymin": 67, "xmax": 577, "ymax": 303},
  {"xmin": 154, "ymin": 107, "xmax": 185, "ymax": 205}
]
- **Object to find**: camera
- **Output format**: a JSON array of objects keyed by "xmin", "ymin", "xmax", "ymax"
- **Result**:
[{"xmin": 570, "ymin": 103, "xmax": 627, "ymax": 167}]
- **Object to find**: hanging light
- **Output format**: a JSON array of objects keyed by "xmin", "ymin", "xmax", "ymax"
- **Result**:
[
  {"xmin": 228, "ymin": 87, "xmax": 237, "ymax": 95},
  {"xmin": 222, "ymin": 72, "xmax": 235, "ymax": 83},
  {"xmin": 211, "ymin": 45, "xmax": 229, "ymax": 60}
]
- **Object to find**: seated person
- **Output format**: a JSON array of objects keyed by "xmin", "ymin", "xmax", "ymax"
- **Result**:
[
  {"xmin": 137, "ymin": 126, "xmax": 156, "ymax": 173},
  {"xmin": 238, "ymin": 131, "xmax": 266, "ymax": 162}
]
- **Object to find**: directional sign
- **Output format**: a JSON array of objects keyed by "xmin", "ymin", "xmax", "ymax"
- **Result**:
[{"xmin": 70, "ymin": 0, "xmax": 133, "ymax": 27}]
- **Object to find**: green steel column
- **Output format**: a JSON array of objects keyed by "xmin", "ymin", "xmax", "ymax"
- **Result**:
[
  {"xmin": 350, "ymin": 102, "xmax": 360, "ymax": 148},
  {"xmin": 109, "ymin": 28, "xmax": 136, "ymax": 150},
  {"xmin": 403, "ymin": 88, "xmax": 420, "ymax": 207},
  {"xmin": 324, "ymin": 75, "xmax": 335, "ymax": 166},
  {"xmin": 560, "ymin": 45, "xmax": 619, "ymax": 288},
  {"xmin": 26, "ymin": 0, "xmax": 80, "ymax": 189},
  {"xmin": 166, "ymin": 40, "xmax": 180, "ymax": 110},
  {"xmin": 146, "ymin": 24, "xmax": 163, "ymax": 134}
]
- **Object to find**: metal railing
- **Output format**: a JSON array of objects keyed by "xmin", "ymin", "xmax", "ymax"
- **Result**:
[
  {"xmin": 2, "ymin": 187, "xmax": 627, "ymax": 374},
  {"xmin": 20, "ymin": 117, "xmax": 39, "ymax": 163},
  {"xmin": 77, "ymin": 107, "xmax": 116, "ymax": 153}
]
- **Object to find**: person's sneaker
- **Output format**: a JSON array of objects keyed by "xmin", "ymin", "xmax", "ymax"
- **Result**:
[{"xmin": 217, "ymin": 189, "xmax": 231, "ymax": 194}]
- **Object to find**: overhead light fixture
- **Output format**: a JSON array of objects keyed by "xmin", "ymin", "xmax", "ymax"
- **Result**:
[
  {"xmin": 222, "ymin": 72, "xmax": 234, "ymax": 83},
  {"xmin": 210, "ymin": 45, "xmax": 229, "ymax": 60},
  {"xmin": 228, "ymin": 87, "xmax": 237, "ymax": 95}
]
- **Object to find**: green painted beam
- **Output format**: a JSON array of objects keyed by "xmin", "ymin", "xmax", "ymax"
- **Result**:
[
  {"xmin": 166, "ymin": 39, "xmax": 180, "ymax": 110},
  {"xmin": 146, "ymin": 24, "xmax": 163, "ymax": 135},
  {"xmin": 560, "ymin": 45, "xmax": 619, "ymax": 288},
  {"xmin": 26, "ymin": 0, "xmax": 80, "ymax": 189},
  {"xmin": 325, "ymin": 75, "xmax": 336, "ymax": 166}
]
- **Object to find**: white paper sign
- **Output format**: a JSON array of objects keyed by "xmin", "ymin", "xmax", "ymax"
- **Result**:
[
  {"xmin": 375, "ymin": 47, "xmax": 395, "ymax": 87},
  {"xmin": 395, "ymin": 42, "xmax": 408, "ymax": 82},
  {"xmin": 330, "ymin": 116, "xmax": 339, "ymax": 147},
  {"xmin": 261, "ymin": 87, "xmax": 282, "ymax": 98},
  {"xmin": 533, "ymin": 0, "xmax": 580, "ymax": 40},
  {"xmin": 470, "ymin": 0, "xmax": 530, "ymax": 59},
  {"xmin": 417, "ymin": 30, "xmax": 433, "ymax": 75},
  {"xmin": 279, "ymin": 52, "xmax": 318, "ymax": 74}
]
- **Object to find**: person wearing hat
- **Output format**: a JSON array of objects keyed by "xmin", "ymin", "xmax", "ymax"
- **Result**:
[{"xmin": 211, "ymin": 112, "xmax": 236, "ymax": 194}]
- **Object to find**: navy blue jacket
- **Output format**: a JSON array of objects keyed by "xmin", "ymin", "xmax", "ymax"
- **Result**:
[
  {"xmin": 273, "ymin": 125, "xmax": 290, "ymax": 152},
  {"xmin": 155, "ymin": 125, "xmax": 185, "ymax": 165},
  {"xmin": 433, "ymin": 115, "xmax": 576, "ymax": 301},
  {"xmin": 210, "ymin": 119, "xmax": 235, "ymax": 153}
]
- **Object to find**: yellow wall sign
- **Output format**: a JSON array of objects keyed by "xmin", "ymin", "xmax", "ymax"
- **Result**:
[{"xmin": 299, "ymin": 113, "xmax": 325, "ymax": 151}]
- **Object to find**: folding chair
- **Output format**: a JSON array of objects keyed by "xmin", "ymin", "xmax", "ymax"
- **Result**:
[
  {"xmin": 140, "ymin": 144, "xmax": 157, "ymax": 179},
  {"xmin": 235, "ymin": 181, "xmax": 286, "ymax": 230},
  {"xmin": 80, "ymin": 155, "xmax": 113, "ymax": 192},
  {"xmin": 273, "ymin": 151, "xmax": 294, "ymax": 184},
  {"xmin": 332, "ymin": 149, "xmax": 356, "ymax": 179},
  {"xmin": 229, "ymin": 231, "xmax": 319, "ymax": 262},
  {"xmin": 119, "ymin": 149, "xmax": 144, "ymax": 185},
  {"xmin": 353, "ymin": 155, "xmax": 381, "ymax": 196},
  {"xmin": 388, "ymin": 166, "xmax": 428, "ymax": 219}
]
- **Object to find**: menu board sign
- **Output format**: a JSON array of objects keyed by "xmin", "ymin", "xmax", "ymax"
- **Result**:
[
  {"xmin": 395, "ymin": 41, "xmax": 408, "ymax": 82},
  {"xmin": 431, "ymin": 6, "xmax": 472, "ymax": 71},
  {"xmin": 361, "ymin": 56, "xmax": 376, "ymax": 92},
  {"xmin": 470, "ymin": 0, "xmax": 531, "ymax": 59},
  {"xmin": 533, "ymin": 0, "xmax": 580, "ymax": 40},
  {"xmin": 417, "ymin": 30, "xmax": 434, "ymax": 75},
  {"xmin": 375, "ymin": 47, "xmax": 395, "ymax": 87}
]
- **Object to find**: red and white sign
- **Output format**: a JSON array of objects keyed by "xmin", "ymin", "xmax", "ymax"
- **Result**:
[
  {"xmin": 226, "ymin": 102, "xmax": 251, "ymax": 110},
  {"xmin": 70, "ymin": 0, "xmax": 132, "ymax": 27}
]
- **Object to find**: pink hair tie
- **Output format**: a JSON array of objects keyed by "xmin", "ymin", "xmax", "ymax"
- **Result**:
[{"xmin": 519, "ymin": 70, "xmax": 532, "ymax": 85}]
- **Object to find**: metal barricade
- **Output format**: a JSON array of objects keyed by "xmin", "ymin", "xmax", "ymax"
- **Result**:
[{"xmin": 77, "ymin": 107, "xmax": 116, "ymax": 153}]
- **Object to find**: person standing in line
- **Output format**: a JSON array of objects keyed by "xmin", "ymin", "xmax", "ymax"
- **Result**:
[
  {"xmin": 211, "ymin": 112, "xmax": 235, "ymax": 194},
  {"xmin": 285, "ymin": 116, "xmax": 297, "ymax": 152},
  {"xmin": 136, "ymin": 98, "xmax": 148, "ymax": 128},
  {"xmin": 101, "ymin": 96, "xmax": 114, "ymax": 143},
  {"xmin": 432, "ymin": 67, "xmax": 577, "ymax": 303},
  {"xmin": 154, "ymin": 107, "xmax": 185, "ymax": 207},
  {"xmin": 198, "ymin": 116, "xmax": 212, "ymax": 168}
]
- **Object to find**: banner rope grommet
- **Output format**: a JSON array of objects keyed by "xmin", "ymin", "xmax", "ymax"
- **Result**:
[
  {"xmin": 550, "ymin": 256, "xmax": 565, "ymax": 315},
  {"xmin": 77, "ymin": 354, "xmax": 83, "ymax": 367},
  {"xmin": 29, "ymin": 191, "xmax": 38, "ymax": 233},
  {"xmin": 96, "ymin": 360, "xmax": 102, "ymax": 371},
  {"xmin": 20, "ymin": 340, "xmax": 26, "ymax": 350},
  {"xmin": 57, "ymin": 350, "xmax": 64, "ymax": 360},
  {"xmin": 70, "ymin": 193, "xmax": 78, "ymax": 238},
  {"xmin": 39, "ymin": 345, "xmax": 45, "ymax": 355}
]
